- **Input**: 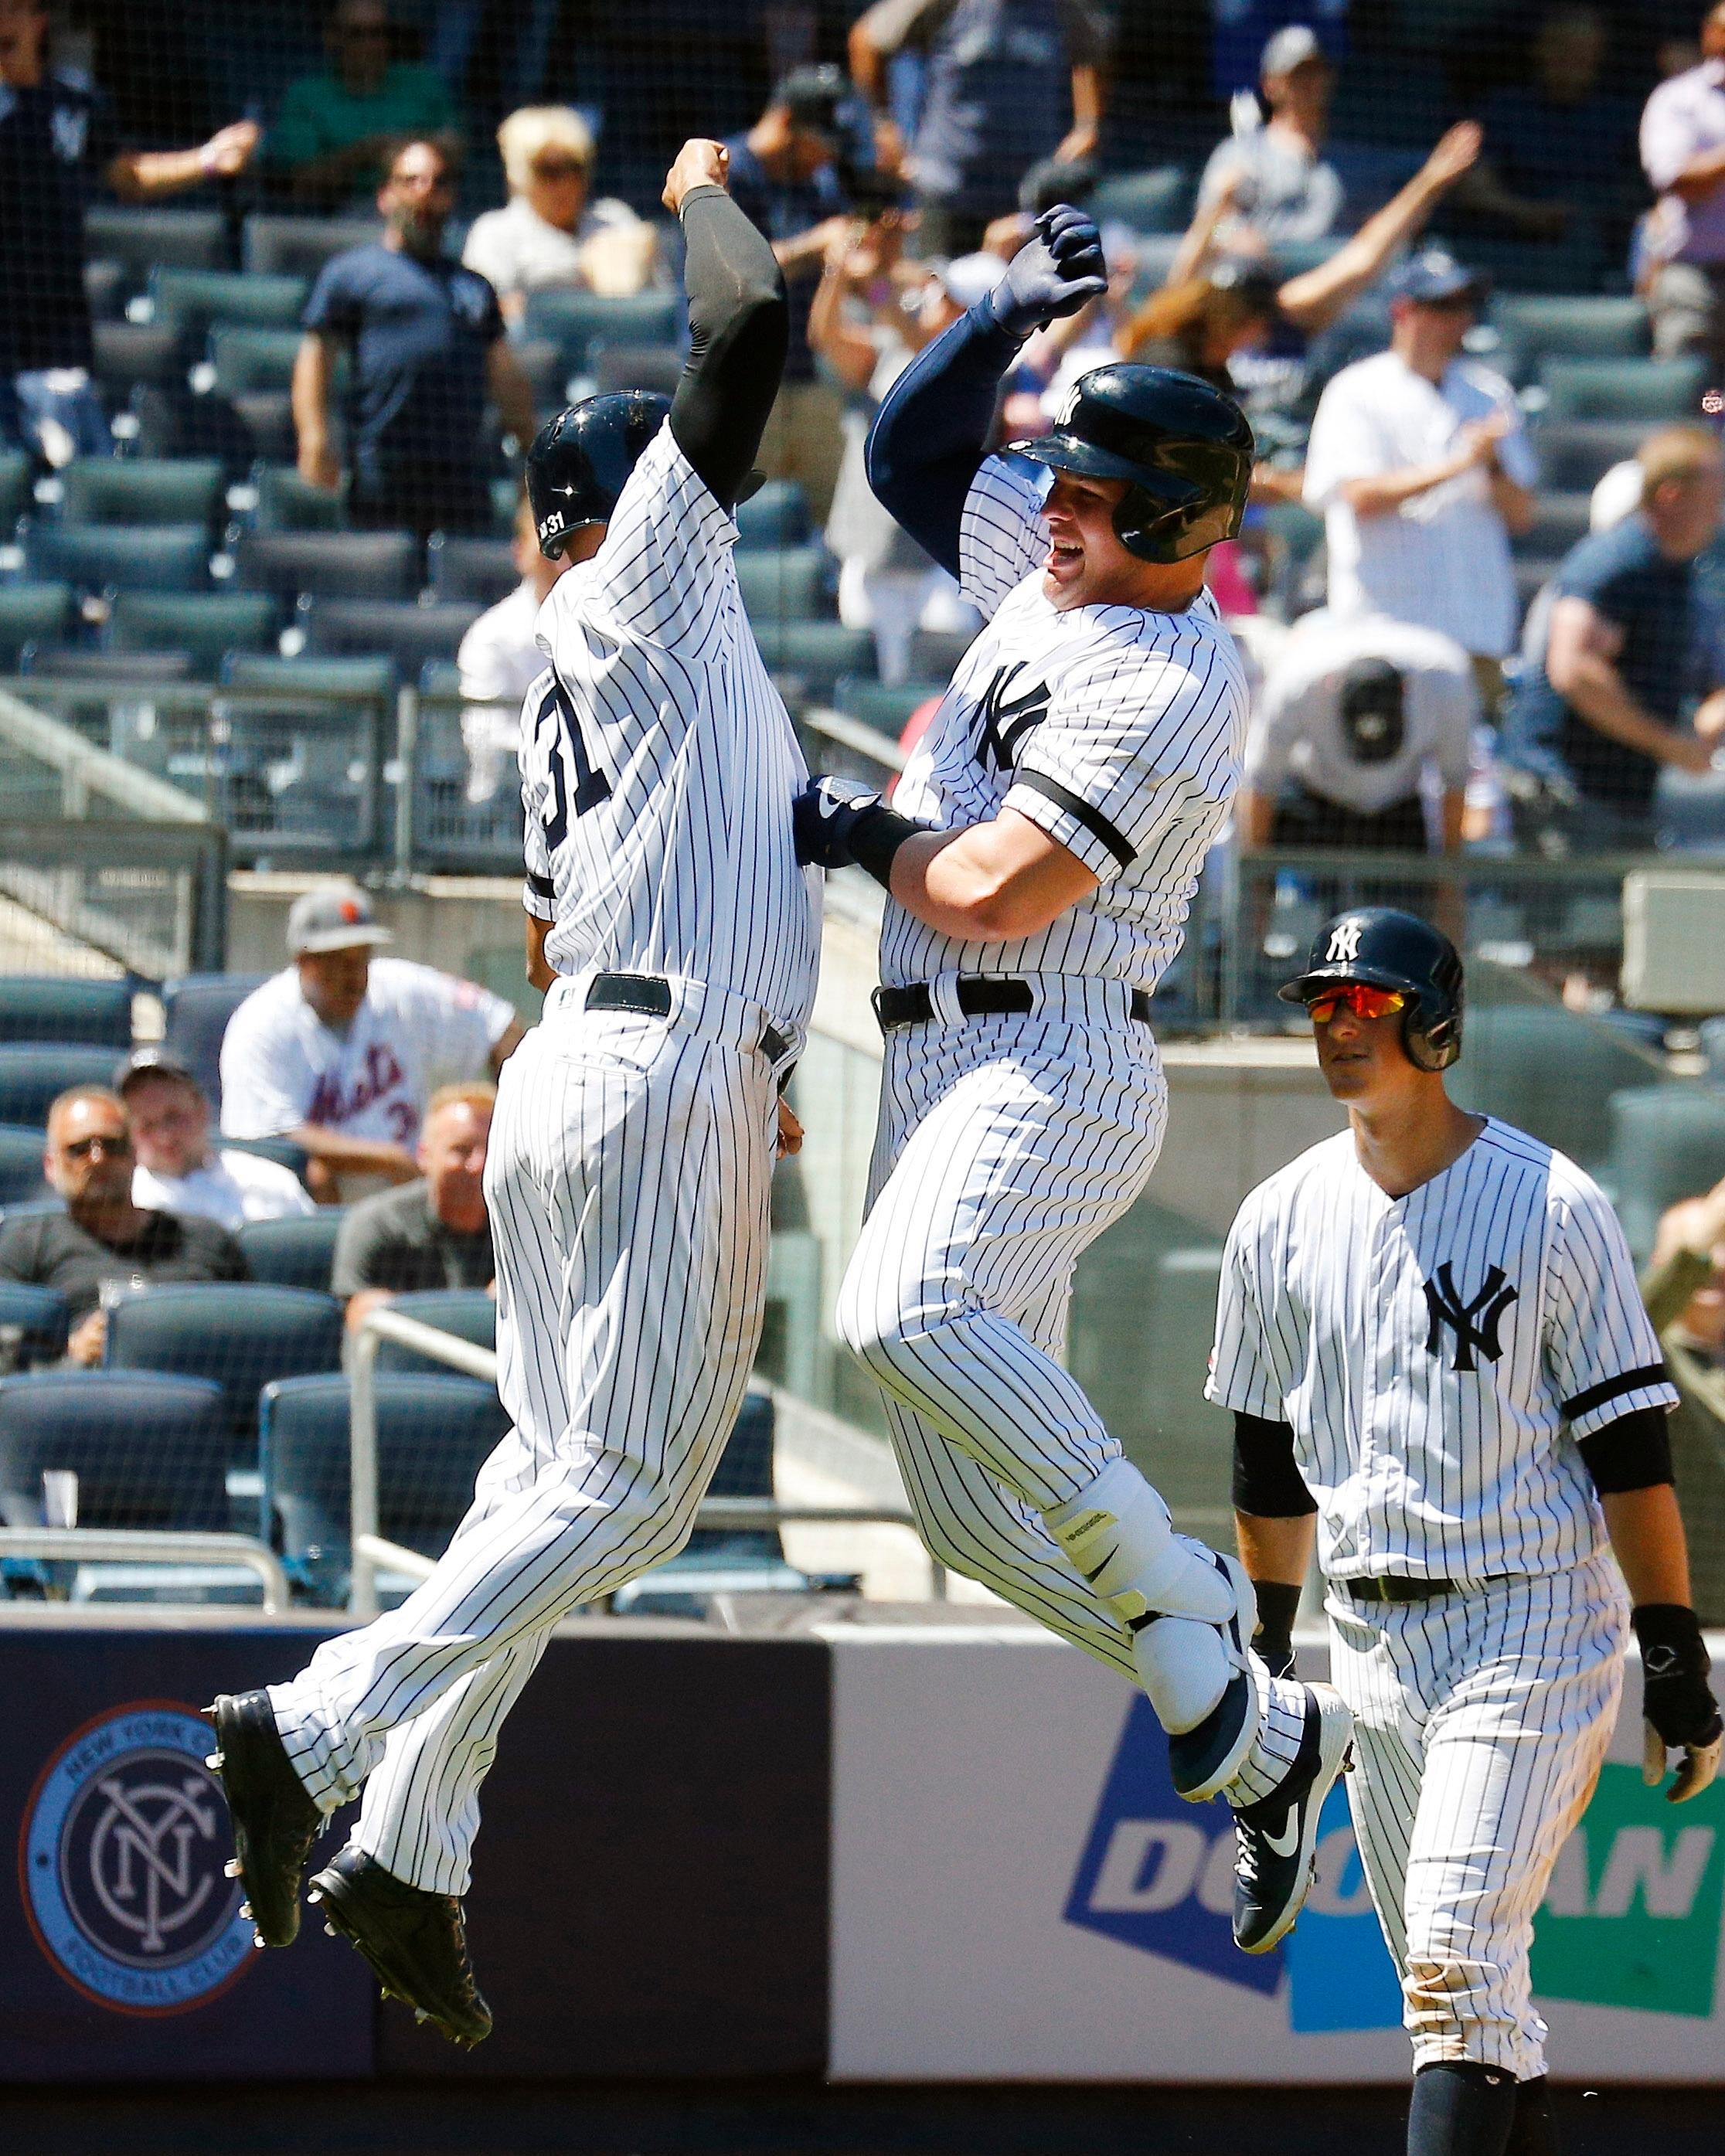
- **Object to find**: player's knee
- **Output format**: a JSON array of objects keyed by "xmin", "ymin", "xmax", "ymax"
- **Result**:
[
  {"xmin": 1403, "ymin": 1951, "xmax": 1515, "ymax": 2043},
  {"xmin": 835, "ymin": 1274, "xmax": 922, "ymax": 1382}
]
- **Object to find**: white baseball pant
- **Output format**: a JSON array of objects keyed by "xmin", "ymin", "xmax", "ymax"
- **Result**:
[
  {"xmin": 269, "ymin": 1004, "xmax": 781, "ymax": 1894},
  {"xmin": 1328, "ymin": 1549, "xmax": 1628, "ymax": 2079}
]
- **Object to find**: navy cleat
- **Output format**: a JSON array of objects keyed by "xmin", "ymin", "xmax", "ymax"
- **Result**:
[
  {"xmin": 1230, "ymin": 1682, "xmax": 1354, "ymax": 1954},
  {"xmin": 202, "ymin": 1690, "xmax": 324, "ymax": 1947},
  {"xmin": 308, "ymin": 1847, "xmax": 492, "ymax": 2047}
]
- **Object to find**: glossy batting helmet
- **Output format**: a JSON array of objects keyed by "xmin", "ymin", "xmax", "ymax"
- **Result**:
[
  {"xmin": 526, "ymin": 391, "xmax": 670, "ymax": 559},
  {"xmin": 1278, "ymin": 907, "xmax": 1465, "ymax": 1073},
  {"xmin": 1005, "ymin": 363, "xmax": 1254, "ymax": 563}
]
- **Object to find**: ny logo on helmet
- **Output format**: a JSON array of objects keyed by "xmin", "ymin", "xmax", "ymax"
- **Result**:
[
  {"xmin": 1054, "ymin": 380, "xmax": 1084, "ymax": 429},
  {"xmin": 1326, "ymin": 920, "xmax": 1363, "ymax": 964},
  {"xmin": 1423, "ymin": 1262, "xmax": 1519, "ymax": 1372}
]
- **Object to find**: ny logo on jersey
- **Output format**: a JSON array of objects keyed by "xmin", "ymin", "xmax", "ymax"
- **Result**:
[
  {"xmin": 1422, "ymin": 1261, "xmax": 1519, "ymax": 1372},
  {"xmin": 971, "ymin": 666, "xmax": 1050, "ymax": 774},
  {"xmin": 1325, "ymin": 920, "xmax": 1364, "ymax": 964}
]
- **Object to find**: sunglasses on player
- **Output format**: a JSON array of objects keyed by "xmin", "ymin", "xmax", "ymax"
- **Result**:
[{"xmin": 1304, "ymin": 983, "xmax": 1407, "ymax": 1026}]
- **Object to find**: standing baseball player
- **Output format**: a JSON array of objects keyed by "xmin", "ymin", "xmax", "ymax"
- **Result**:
[
  {"xmin": 1213, "ymin": 907, "xmax": 1722, "ymax": 2156},
  {"xmin": 205, "ymin": 137, "xmax": 818, "ymax": 2045},
  {"xmin": 794, "ymin": 205, "xmax": 1350, "ymax": 1896}
]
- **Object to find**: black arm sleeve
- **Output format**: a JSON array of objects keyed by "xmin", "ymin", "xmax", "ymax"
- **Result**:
[
  {"xmin": 668, "ymin": 185, "xmax": 789, "ymax": 512},
  {"xmin": 1232, "ymin": 1412, "xmax": 1318, "ymax": 1518},
  {"xmin": 1576, "ymin": 1404, "xmax": 1676, "ymax": 1495}
]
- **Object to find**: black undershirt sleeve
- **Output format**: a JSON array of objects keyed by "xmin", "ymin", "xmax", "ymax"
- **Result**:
[
  {"xmin": 1232, "ymin": 1411, "xmax": 1318, "ymax": 1518},
  {"xmin": 1575, "ymin": 1404, "xmax": 1675, "ymax": 1495},
  {"xmin": 668, "ymin": 185, "xmax": 788, "ymax": 512}
]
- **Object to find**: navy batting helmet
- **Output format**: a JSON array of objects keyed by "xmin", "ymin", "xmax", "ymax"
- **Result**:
[
  {"xmin": 1005, "ymin": 363, "xmax": 1254, "ymax": 563},
  {"xmin": 1278, "ymin": 907, "xmax": 1465, "ymax": 1073},
  {"xmin": 526, "ymin": 391, "xmax": 670, "ymax": 560}
]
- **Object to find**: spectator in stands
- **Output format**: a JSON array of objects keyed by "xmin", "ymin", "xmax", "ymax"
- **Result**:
[
  {"xmin": 333, "ymin": 1082, "xmax": 494, "ymax": 1333},
  {"xmin": 0, "ymin": 0, "xmax": 257, "ymax": 463},
  {"xmin": 271, "ymin": 0, "xmax": 458, "ymax": 209},
  {"xmin": 0, "ymin": 1086, "xmax": 247, "ymax": 1366},
  {"xmin": 293, "ymin": 136, "xmax": 537, "ymax": 539},
  {"xmin": 219, "ymin": 882, "xmax": 523, "ymax": 1204},
  {"xmin": 1640, "ymin": 2, "xmax": 1725, "ymax": 361},
  {"xmin": 461, "ymin": 106, "xmax": 658, "ymax": 325},
  {"xmin": 723, "ymin": 66, "xmax": 858, "ymax": 526},
  {"xmin": 1240, "ymin": 611, "xmax": 1478, "ymax": 853},
  {"xmin": 116, "ymin": 1050, "xmax": 315, "ymax": 1232},
  {"xmin": 1639, "ymin": 1178, "xmax": 1725, "ymax": 1622},
  {"xmin": 457, "ymin": 491, "xmax": 572, "ymax": 801},
  {"xmin": 1502, "ymin": 425, "xmax": 1725, "ymax": 850},
  {"xmin": 848, "ymin": 0, "xmax": 1107, "ymax": 259},
  {"xmin": 1196, "ymin": 24, "xmax": 1342, "ymax": 254},
  {"xmin": 1301, "ymin": 249, "xmax": 1535, "ymax": 710}
]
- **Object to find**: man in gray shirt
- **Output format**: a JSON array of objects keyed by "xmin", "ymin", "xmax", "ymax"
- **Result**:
[
  {"xmin": 1198, "ymin": 24, "xmax": 1344, "ymax": 253},
  {"xmin": 332, "ymin": 1083, "xmax": 494, "ymax": 1334}
]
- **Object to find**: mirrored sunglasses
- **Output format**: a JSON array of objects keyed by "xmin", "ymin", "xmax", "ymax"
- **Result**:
[{"xmin": 1305, "ymin": 983, "xmax": 1406, "ymax": 1025}]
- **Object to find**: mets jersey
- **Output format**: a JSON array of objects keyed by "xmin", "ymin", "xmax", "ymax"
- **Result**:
[
  {"xmin": 1206, "ymin": 1116, "xmax": 1678, "ymax": 1583},
  {"xmin": 880, "ymin": 454, "xmax": 1250, "ymax": 992},
  {"xmin": 520, "ymin": 420, "xmax": 820, "ymax": 1035}
]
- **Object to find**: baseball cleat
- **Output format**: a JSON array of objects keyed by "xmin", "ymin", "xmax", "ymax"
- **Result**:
[
  {"xmin": 1162, "ymin": 1553, "xmax": 1260, "ymax": 1801},
  {"xmin": 1230, "ymin": 1683, "xmax": 1355, "ymax": 1954},
  {"xmin": 202, "ymin": 1692, "xmax": 323, "ymax": 1947},
  {"xmin": 308, "ymin": 1847, "xmax": 492, "ymax": 2048}
]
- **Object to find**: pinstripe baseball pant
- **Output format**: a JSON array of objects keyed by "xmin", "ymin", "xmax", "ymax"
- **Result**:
[
  {"xmin": 1328, "ymin": 1550, "xmax": 1628, "ymax": 2079},
  {"xmin": 269, "ymin": 1007, "xmax": 780, "ymax": 1894}
]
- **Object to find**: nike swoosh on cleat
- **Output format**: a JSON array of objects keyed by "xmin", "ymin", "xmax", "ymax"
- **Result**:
[{"xmin": 1262, "ymin": 1815, "xmax": 1301, "ymax": 1858}]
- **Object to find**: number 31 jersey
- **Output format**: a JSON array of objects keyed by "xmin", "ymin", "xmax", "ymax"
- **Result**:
[{"xmin": 519, "ymin": 421, "xmax": 820, "ymax": 1035}]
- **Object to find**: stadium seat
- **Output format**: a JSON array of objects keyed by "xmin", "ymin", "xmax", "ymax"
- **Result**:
[
  {"xmin": 104, "ymin": 1282, "xmax": 344, "ymax": 1450},
  {"xmin": 834, "ymin": 675, "xmax": 944, "ymax": 736},
  {"xmin": 107, "ymin": 590, "xmax": 279, "ymax": 671},
  {"xmin": 301, "ymin": 597, "xmax": 481, "ymax": 675},
  {"xmin": 0, "ymin": 1045, "xmax": 131, "ymax": 1127},
  {"xmin": 1655, "ymin": 763, "xmax": 1725, "ymax": 851},
  {"xmin": 1531, "ymin": 419, "xmax": 1648, "ymax": 494},
  {"xmin": 0, "ymin": 1369, "xmax": 230, "ymax": 1532},
  {"xmin": 1090, "ymin": 165, "xmax": 1191, "ymax": 233},
  {"xmin": 161, "ymin": 971, "xmax": 270, "ymax": 1110},
  {"xmin": 223, "ymin": 1133, "xmax": 311, "ymax": 1185},
  {"xmin": 0, "ymin": 1126, "xmax": 49, "ymax": 1209},
  {"xmin": 371, "ymin": 1288, "xmax": 496, "ymax": 1376},
  {"xmin": 56, "ymin": 457, "xmax": 224, "ymax": 529},
  {"xmin": 26, "ymin": 522, "xmax": 210, "ymax": 595},
  {"xmin": 1448, "ymin": 1002, "xmax": 1667, "ymax": 1171},
  {"xmin": 1539, "ymin": 356, "xmax": 1706, "ymax": 422},
  {"xmin": 0, "ymin": 977, "xmax": 131, "ymax": 1047},
  {"xmin": 589, "ymin": 341, "xmax": 685, "ymax": 398},
  {"xmin": 237, "ymin": 1209, "xmax": 347, "ymax": 1294},
  {"xmin": 21, "ymin": 645, "xmax": 193, "ymax": 685},
  {"xmin": 751, "ymin": 620, "xmax": 876, "ymax": 692},
  {"xmin": 0, "ymin": 1281, "xmax": 69, "ymax": 1366},
  {"xmin": 85, "ymin": 206, "xmax": 228, "ymax": 281},
  {"xmin": 735, "ymin": 546, "xmax": 832, "ymax": 622},
  {"xmin": 521, "ymin": 289, "xmax": 682, "ymax": 370},
  {"xmin": 91, "ymin": 319, "xmax": 185, "ymax": 397},
  {"xmin": 0, "ymin": 448, "xmax": 31, "ymax": 532},
  {"xmin": 260, "ymin": 1371, "xmax": 509, "ymax": 1603},
  {"xmin": 426, "ymin": 533, "xmax": 516, "ymax": 607},
  {"xmin": 209, "ymin": 325, "xmax": 305, "ymax": 399},
  {"xmin": 247, "ymin": 464, "xmax": 347, "ymax": 532},
  {"xmin": 0, "ymin": 583, "xmax": 75, "ymax": 668},
  {"xmin": 224, "ymin": 390, "xmax": 298, "ymax": 468},
  {"xmin": 148, "ymin": 268, "xmax": 309, "ymax": 342},
  {"xmin": 243, "ymin": 216, "xmax": 382, "ymax": 281},
  {"xmin": 221, "ymin": 652, "xmax": 397, "ymax": 697},
  {"xmin": 83, "ymin": 258, "xmax": 127, "ymax": 321},
  {"xmin": 1510, "ymin": 491, "xmax": 1591, "ymax": 561},
  {"xmin": 1490, "ymin": 294, "xmax": 1648, "ymax": 382},
  {"xmin": 733, "ymin": 479, "xmax": 809, "ymax": 549},
  {"xmin": 419, "ymin": 658, "xmax": 462, "ymax": 698},
  {"xmin": 233, "ymin": 527, "xmax": 417, "ymax": 602},
  {"xmin": 909, "ymin": 627, "xmax": 979, "ymax": 681},
  {"xmin": 1325, "ymin": 142, "xmax": 1424, "ymax": 220},
  {"xmin": 1606, "ymin": 1085, "xmax": 1725, "ymax": 1260}
]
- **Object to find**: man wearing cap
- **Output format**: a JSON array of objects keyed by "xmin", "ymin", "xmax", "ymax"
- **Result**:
[
  {"xmin": 120, "ymin": 1051, "xmax": 315, "ymax": 1232},
  {"xmin": 1197, "ymin": 25, "xmax": 1344, "ymax": 253},
  {"xmin": 219, "ymin": 883, "xmax": 524, "ymax": 1204},
  {"xmin": 1302, "ymin": 250, "xmax": 1536, "ymax": 710}
]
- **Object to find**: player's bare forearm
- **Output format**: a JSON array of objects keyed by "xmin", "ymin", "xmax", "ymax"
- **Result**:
[
  {"xmin": 888, "ymin": 811, "xmax": 1097, "ymax": 941},
  {"xmin": 344, "ymin": 1286, "xmax": 396, "ymax": 1335},
  {"xmin": 488, "ymin": 1019, "xmax": 527, "ymax": 1072},
  {"xmin": 1235, "ymin": 1510, "xmax": 1315, "ymax": 1588},
  {"xmin": 525, "ymin": 911, "xmax": 555, "ymax": 991},
  {"xmin": 1604, "ymin": 1482, "xmax": 1695, "ymax": 1608}
]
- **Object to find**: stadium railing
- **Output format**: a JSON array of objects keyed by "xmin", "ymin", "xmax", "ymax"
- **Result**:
[{"xmin": 0, "ymin": 1525, "xmax": 288, "ymax": 1610}]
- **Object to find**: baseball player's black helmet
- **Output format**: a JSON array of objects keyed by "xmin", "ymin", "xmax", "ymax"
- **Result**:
[
  {"xmin": 526, "ymin": 391, "xmax": 670, "ymax": 559},
  {"xmin": 1278, "ymin": 908, "xmax": 1465, "ymax": 1073},
  {"xmin": 1005, "ymin": 363, "xmax": 1254, "ymax": 563}
]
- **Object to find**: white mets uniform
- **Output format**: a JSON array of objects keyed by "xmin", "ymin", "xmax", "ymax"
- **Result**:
[
  {"xmin": 1209, "ymin": 1116, "xmax": 1678, "ymax": 2076},
  {"xmin": 270, "ymin": 422, "xmax": 819, "ymax": 1893}
]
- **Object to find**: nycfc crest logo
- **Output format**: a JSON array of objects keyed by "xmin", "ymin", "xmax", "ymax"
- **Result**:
[
  {"xmin": 21, "ymin": 1704, "xmax": 251, "ymax": 2014},
  {"xmin": 1325, "ymin": 920, "xmax": 1363, "ymax": 964}
]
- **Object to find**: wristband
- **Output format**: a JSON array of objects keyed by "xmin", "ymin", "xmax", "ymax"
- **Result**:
[{"xmin": 846, "ymin": 800, "xmax": 925, "ymax": 889}]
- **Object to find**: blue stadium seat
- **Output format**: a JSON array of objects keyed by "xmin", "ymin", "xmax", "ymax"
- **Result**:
[
  {"xmin": 1530, "ymin": 420, "xmax": 1648, "ymax": 494},
  {"xmin": 85, "ymin": 206, "xmax": 228, "ymax": 281},
  {"xmin": 0, "ymin": 448, "xmax": 32, "ymax": 532},
  {"xmin": 223, "ymin": 1134, "xmax": 311, "ymax": 1185},
  {"xmin": 236, "ymin": 1209, "xmax": 346, "ymax": 1294},
  {"xmin": 233, "ymin": 528, "xmax": 417, "ymax": 602},
  {"xmin": 107, "ymin": 590, "xmax": 279, "ymax": 671},
  {"xmin": 0, "ymin": 583, "xmax": 75, "ymax": 668},
  {"xmin": 0, "ymin": 1369, "xmax": 229, "ymax": 1531},
  {"xmin": 1539, "ymin": 356, "xmax": 1706, "ymax": 422},
  {"xmin": 21, "ymin": 647, "xmax": 194, "ymax": 685},
  {"xmin": 736, "ymin": 546, "xmax": 832, "ymax": 623},
  {"xmin": 0, "ymin": 1128, "xmax": 50, "ymax": 1209},
  {"xmin": 521, "ymin": 289, "xmax": 682, "ymax": 371},
  {"xmin": 221, "ymin": 653, "xmax": 398, "ymax": 697},
  {"xmin": 301, "ymin": 597, "xmax": 481, "ymax": 675},
  {"xmin": 148, "ymin": 268, "xmax": 309, "ymax": 342},
  {"xmin": 0, "ymin": 1045, "xmax": 128, "ymax": 1127},
  {"xmin": 1090, "ymin": 165, "xmax": 1191, "ymax": 233},
  {"xmin": 1449, "ymin": 1003, "xmax": 1667, "ymax": 1171},
  {"xmin": 834, "ymin": 675, "xmax": 943, "ymax": 736},
  {"xmin": 161, "ymin": 971, "xmax": 270, "ymax": 1112},
  {"xmin": 419, "ymin": 658, "xmax": 462, "ymax": 697},
  {"xmin": 751, "ymin": 620, "xmax": 876, "ymax": 692},
  {"xmin": 0, "ymin": 1281, "xmax": 69, "ymax": 1366},
  {"xmin": 104, "ymin": 1283, "xmax": 345, "ymax": 1450},
  {"xmin": 56, "ymin": 457, "xmax": 224, "ymax": 529},
  {"xmin": 909, "ymin": 627, "xmax": 978, "ymax": 681},
  {"xmin": 242, "ymin": 216, "xmax": 382, "ymax": 281},
  {"xmin": 247, "ymin": 464, "xmax": 348, "ymax": 532},
  {"xmin": 1490, "ymin": 294, "xmax": 1648, "ymax": 383},
  {"xmin": 426, "ymin": 534, "xmax": 517, "ymax": 606},
  {"xmin": 209, "ymin": 325, "xmax": 305, "ymax": 399},
  {"xmin": 371, "ymin": 1288, "xmax": 496, "ymax": 1375},
  {"xmin": 0, "ymin": 977, "xmax": 131, "ymax": 1046},
  {"xmin": 1510, "ymin": 491, "xmax": 1591, "ymax": 562},
  {"xmin": 734, "ymin": 479, "xmax": 809, "ymax": 549},
  {"xmin": 1606, "ymin": 1086, "xmax": 1725, "ymax": 1260},
  {"xmin": 91, "ymin": 320, "xmax": 185, "ymax": 396},
  {"xmin": 260, "ymin": 1371, "xmax": 509, "ymax": 1604},
  {"xmin": 27, "ymin": 522, "xmax": 210, "ymax": 596}
]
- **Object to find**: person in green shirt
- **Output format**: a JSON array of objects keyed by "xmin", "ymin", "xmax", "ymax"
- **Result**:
[
  {"xmin": 1641, "ymin": 1180, "xmax": 1725, "ymax": 1623},
  {"xmin": 272, "ymin": 0, "xmax": 458, "ymax": 209}
]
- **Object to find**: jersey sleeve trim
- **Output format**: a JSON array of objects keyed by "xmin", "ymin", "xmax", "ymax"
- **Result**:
[
  {"xmin": 1576, "ymin": 1404, "xmax": 1676, "ymax": 1495},
  {"xmin": 1232, "ymin": 1413, "xmax": 1318, "ymax": 1518},
  {"xmin": 1007, "ymin": 770, "xmax": 1136, "ymax": 867},
  {"xmin": 526, "ymin": 869, "xmax": 555, "ymax": 899},
  {"xmin": 1563, "ymin": 1362, "xmax": 1673, "ymax": 1421}
]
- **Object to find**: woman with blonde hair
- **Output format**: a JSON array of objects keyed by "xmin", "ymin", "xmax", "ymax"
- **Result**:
[{"xmin": 462, "ymin": 107, "xmax": 657, "ymax": 321}]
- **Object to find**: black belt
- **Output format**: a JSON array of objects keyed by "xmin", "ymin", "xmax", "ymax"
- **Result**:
[
  {"xmin": 872, "ymin": 977, "xmax": 1153, "ymax": 1035},
  {"xmin": 585, "ymin": 972, "xmax": 792, "ymax": 1067},
  {"xmin": 1342, "ymin": 1573, "xmax": 1469, "ymax": 1605}
]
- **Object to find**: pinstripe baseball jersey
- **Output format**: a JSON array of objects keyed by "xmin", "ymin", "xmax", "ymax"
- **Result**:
[
  {"xmin": 1207, "ymin": 1116, "xmax": 1679, "ymax": 1582},
  {"xmin": 879, "ymin": 454, "xmax": 1250, "ymax": 993},
  {"xmin": 520, "ymin": 420, "xmax": 820, "ymax": 1033}
]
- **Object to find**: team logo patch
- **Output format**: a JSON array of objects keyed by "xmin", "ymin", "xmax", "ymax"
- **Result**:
[
  {"xmin": 1422, "ymin": 1260, "xmax": 1519, "ymax": 1370},
  {"xmin": 971, "ymin": 665, "xmax": 1050, "ymax": 774},
  {"xmin": 21, "ymin": 1703, "xmax": 252, "ymax": 2015}
]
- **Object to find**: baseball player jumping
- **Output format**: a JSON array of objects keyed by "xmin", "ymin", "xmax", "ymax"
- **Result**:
[
  {"xmin": 205, "ymin": 138, "xmax": 818, "ymax": 2045},
  {"xmin": 1213, "ymin": 908, "xmax": 1722, "ymax": 2156},
  {"xmin": 794, "ymin": 205, "xmax": 1351, "ymax": 1906}
]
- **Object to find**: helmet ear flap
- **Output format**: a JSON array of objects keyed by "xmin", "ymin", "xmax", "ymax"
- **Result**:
[{"xmin": 1403, "ymin": 998, "xmax": 1461, "ymax": 1073}]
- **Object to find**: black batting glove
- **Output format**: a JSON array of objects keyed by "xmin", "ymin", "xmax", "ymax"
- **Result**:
[
  {"xmin": 1633, "ymin": 1603, "xmax": 1724, "ymax": 1804},
  {"xmin": 985, "ymin": 205, "xmax": 1108, "ymax": 340},
  {"xmin": 792, "ymin": 774, "xmax": 885, "ymax": 871}
]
